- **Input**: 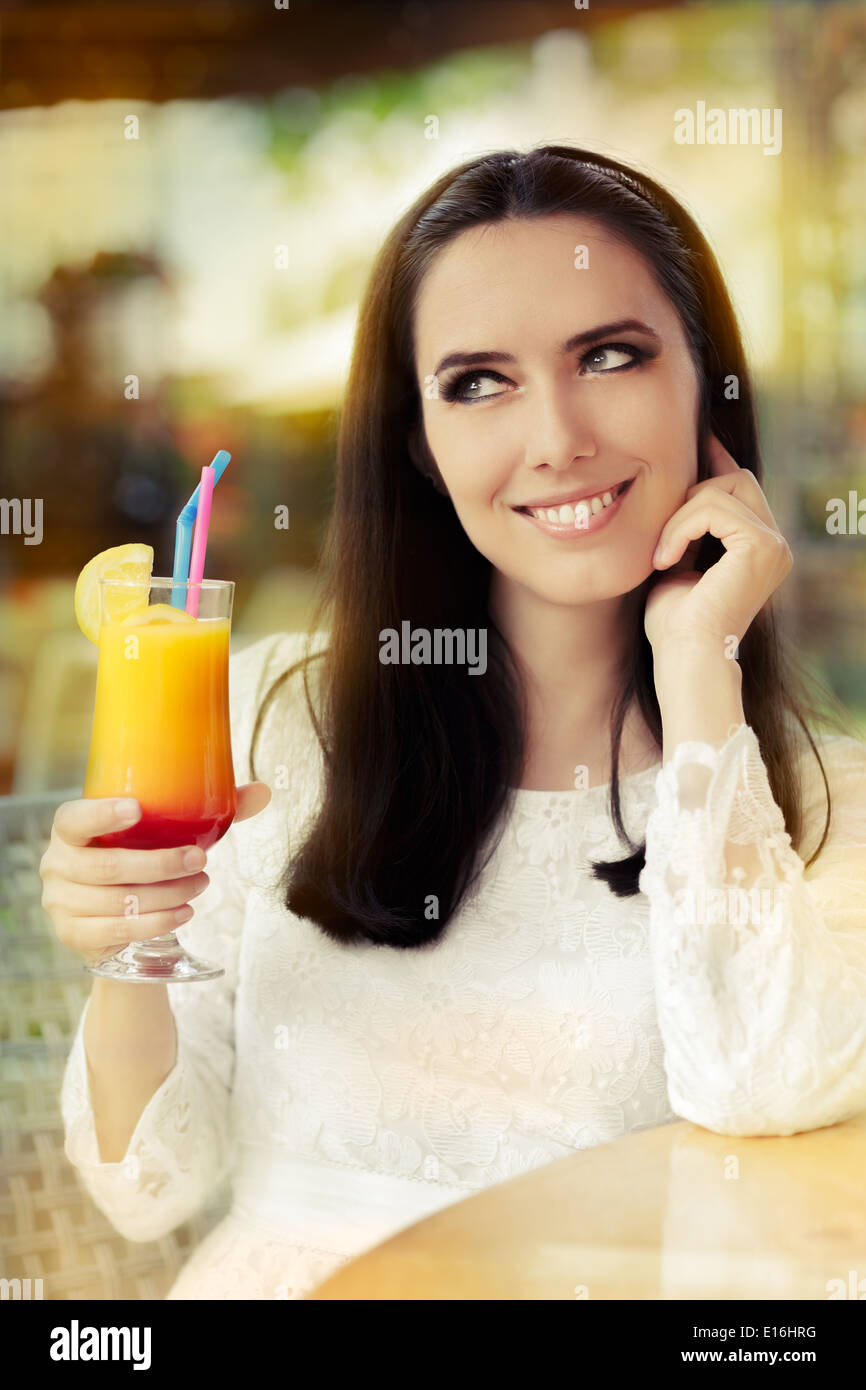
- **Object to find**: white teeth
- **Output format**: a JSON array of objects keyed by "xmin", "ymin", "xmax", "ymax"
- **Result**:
[{"xmin": 526, "ymin": 482, "xmax": 624, "ymax": 525}]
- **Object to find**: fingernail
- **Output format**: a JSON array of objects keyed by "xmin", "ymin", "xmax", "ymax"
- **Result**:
[{"xmin": 115, "ymin": 798, "xmax": 140, "ymax": 822}]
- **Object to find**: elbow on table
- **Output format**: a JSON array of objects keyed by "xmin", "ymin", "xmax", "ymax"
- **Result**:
[{"xmin": 671, "ymin": 1085, "xmax": 866, "ymax": 1138}]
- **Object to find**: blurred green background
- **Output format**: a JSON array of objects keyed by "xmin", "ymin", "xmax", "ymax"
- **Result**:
[{"xmin": 1, "ymin": 0, "xmax": 864, "ymax": 794}]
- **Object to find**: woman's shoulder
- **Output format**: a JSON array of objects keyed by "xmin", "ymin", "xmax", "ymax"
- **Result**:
[
  {"xmin": 793, "ymin": 722, "xmax": 866, "ymax": 792},
  {"xmin": 229, "ymin": 629, "xmax": 330, "ymax": 784},
  {"xmin": 230, "ymin": 629, "xmax": 329, "ymax": 699},
  {"xmin": 789, "ymin": 720, "xmax": 866, "ymax": 863}
]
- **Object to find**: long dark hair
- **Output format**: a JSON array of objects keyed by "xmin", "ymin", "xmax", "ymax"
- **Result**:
[{"xmin": 251, "ymin": 143, "xmax": 854, "ymax": 948}]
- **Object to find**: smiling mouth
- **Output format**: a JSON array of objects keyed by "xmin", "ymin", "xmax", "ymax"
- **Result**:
[{"xmin": 513, "ymin": 476, "xmax": 635, "ymax": 522}]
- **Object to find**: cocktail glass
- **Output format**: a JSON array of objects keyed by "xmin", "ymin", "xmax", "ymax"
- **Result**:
[{"xmin": 82, "ymin": 577, "xmax": 236, "ymax": 982}]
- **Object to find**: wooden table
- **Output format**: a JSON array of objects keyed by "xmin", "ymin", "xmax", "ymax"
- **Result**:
[{"xmin": 308, "ymin": 1111, "xmax": 866, "ymax": 1299}]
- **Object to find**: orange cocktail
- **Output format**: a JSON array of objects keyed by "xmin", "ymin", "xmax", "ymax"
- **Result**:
[
  {"xmin": 75, "ymin": 547, "xmax": 235, "ymax": 981},
  {"xmin": 84, "ymin": 586, "xmax": 236, "ymax": 852}
]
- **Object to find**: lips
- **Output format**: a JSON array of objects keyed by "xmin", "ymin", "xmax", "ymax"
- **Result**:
[
  {"xmin": 513, "ymin": 475, "xmax": 635, "ymax": 539},
  {"xmin": 514, "ymin": 477, "xmax": 634, "ymax": 514}
]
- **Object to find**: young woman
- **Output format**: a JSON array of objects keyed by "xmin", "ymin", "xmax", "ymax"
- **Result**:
[{"xmin": 49, "ymin": 145, "xmax": 866, "ymax": 1300}]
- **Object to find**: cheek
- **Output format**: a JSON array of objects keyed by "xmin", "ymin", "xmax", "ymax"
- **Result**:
[
  {"xmin": 605, "ymin": 372, "xmax": 693, "ymax": 453},
  {"xmin": 611, "ymin": 384, "xmax": 698, "ymax": 505},
  {"xmin": 424, "ymin": 413, "xmax": 515, "ymax": 501}
]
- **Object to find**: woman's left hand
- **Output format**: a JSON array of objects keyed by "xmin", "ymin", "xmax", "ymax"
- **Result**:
[{"xmin": 643, "ymin": 433, "xmax": 793, "ymax": 659}]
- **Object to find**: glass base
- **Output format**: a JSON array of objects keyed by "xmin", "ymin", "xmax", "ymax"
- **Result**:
[{"xmin": 84, "ymin": 932, "xmax": 225, "ymax": 983}]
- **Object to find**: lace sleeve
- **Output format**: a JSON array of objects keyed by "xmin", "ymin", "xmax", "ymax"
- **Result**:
[
  {"xmin": 638, "ymin": 722, "xmax": 866, "ymax": 1137},
  {"xmin": 59, "ymin": 633, "xmax": 294, "ymax": 1242}
]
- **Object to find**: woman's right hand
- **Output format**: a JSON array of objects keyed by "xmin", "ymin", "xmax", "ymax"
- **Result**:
[{"xmin": 39, "ymin": 783, "xmax": 272, "ymax": 968}]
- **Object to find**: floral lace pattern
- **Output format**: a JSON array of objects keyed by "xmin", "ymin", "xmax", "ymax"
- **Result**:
[
  {"xmin": 61, "ymin": 632, "xmax": 866, "ymax": 1298},
  {"xmin": 638, "ymin": 721, "xmax": 866, "ymax": 1137}
]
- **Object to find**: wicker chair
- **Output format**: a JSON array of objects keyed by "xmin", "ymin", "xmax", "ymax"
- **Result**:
[{"xmin": 0, "ymin": 789, "xmax": 231, "ymax": 1300}]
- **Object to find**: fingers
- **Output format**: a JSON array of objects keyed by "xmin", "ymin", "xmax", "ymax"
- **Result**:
[
  {"xmin": 44, "ymin": 871, "xmax": 210, "ymax": 921},
  {"xmin": 693, "ymin": 438, "xmax": 776, "ymax": 529},
  {"xmin": 235, "ymin": 782, "xmax": 272, "ymax": 823},
  {"xmin": 692, "ymin": 470, "xmax": 776, "ymax": 529},
  {"xmin": 654, "ymin": 490, "xmax": 785, "ymax": 569},
  {"xmin": 39, "ymin": 795, "xmax": 247, "ymax": 966},
  {"xmin": 40, "ymin": 785, "xmax": 271, "ymax": 966},
  {"xmin": 52, "ymin": 786, "xmax": 270, "ymax": 853},
  {"xmin": 53, "ymin": 796, "xmax": 142, "ymax": 848},
  {"xmin": 42, "ymin": 784, "xmax": 271, "ymax": 895},
  {"xmin": 65, "ymin": 906, "xmax": 199, "ymax": 962},
  {"xmin": 44, "ymin": 836, "xmax": 207, "ymax": 888}
]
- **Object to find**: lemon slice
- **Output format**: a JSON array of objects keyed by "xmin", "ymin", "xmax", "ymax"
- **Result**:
[
  {"xmin": 74, "ymin": 544, "xmax": 154, "ymax": 643},
  {"xmin": 118, "ymin": 602, "xmax": 197, "ymax": 627}
]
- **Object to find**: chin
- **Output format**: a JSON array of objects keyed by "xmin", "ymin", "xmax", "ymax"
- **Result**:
[{"xmin": 507, "ymin": 568, "xmax": 639, "ymax": 607}]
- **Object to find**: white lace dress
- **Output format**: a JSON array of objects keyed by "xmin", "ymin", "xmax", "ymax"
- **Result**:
[{"xmin": 60, "ymin": 631, "xmax": 866, "ymax": 1299}]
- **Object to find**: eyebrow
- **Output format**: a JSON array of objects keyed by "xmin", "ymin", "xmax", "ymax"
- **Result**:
[{"xmin": 432, "ymin": 318, "xmax": 662, "ymax": 378}]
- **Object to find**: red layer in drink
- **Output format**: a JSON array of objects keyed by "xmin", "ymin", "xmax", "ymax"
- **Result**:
[{"xmin": 95, "ymin": 808, "xmax": 235, "ymax": 852}]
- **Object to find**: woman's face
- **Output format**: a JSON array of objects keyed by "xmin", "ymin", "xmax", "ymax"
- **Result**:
[{"xmin": 412, "ymin": 213, "xmax": 702, "ymax": 607}]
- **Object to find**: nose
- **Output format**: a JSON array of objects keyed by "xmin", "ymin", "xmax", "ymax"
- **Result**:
[{"xmin": 522, "ymin": 377, "xmax": 598, "ymax": 471}]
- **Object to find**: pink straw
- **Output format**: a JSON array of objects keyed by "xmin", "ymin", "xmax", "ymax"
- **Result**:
[{"xmin": 185, "ymin": 465, "xmax": 215, "ymax": 617}]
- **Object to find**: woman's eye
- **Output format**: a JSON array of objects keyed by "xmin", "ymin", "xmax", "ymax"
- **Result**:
[
  {"xmin": 582, "ymin": 345, "xmax": 640, "ymax": 373},
  {"xmin": 441, "ymin": 345, "xmax": 644, "ymax": 402},
  {"xmin": 448, "ymin": 371, "xmax": 508, "ymax": 402}
]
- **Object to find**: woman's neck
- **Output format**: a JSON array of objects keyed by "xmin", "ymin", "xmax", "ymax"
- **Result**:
[{"xmin": 489, "ymin": 574, "xmax": 657, "ymax": 791}]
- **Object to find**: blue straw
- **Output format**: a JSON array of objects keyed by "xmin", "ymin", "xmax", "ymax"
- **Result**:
[
  {"xmin": 170, "ymin": 504, "xmax": 198, "ymax": 609},
  {"xmin": 170, "ymin": 451, "xmax": 231, "ymax": 608},
  {"xmin": 187, "ymin": 450, "xmax": 230, "ymax": 509}
]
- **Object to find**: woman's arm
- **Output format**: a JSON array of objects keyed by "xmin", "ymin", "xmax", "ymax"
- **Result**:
[
  {"xmin": 644, "ymin": 642, "xmax": 866, "ymax": 1135},
  {"xmin": 84, "ymin": 980, "xmax": 178, "ymax": 1162},
  {"xmin": 61, "ymin": 820, "xmax": 246, "ymax": 1240},
  {"xmin": 59, "ymin": 636, "xmax": 291, "ymax": 1241}
]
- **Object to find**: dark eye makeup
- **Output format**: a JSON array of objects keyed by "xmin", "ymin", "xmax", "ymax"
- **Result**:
[{"xmin": 438, "ymin": 341, "xmax": 653, "ymax": 404}]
